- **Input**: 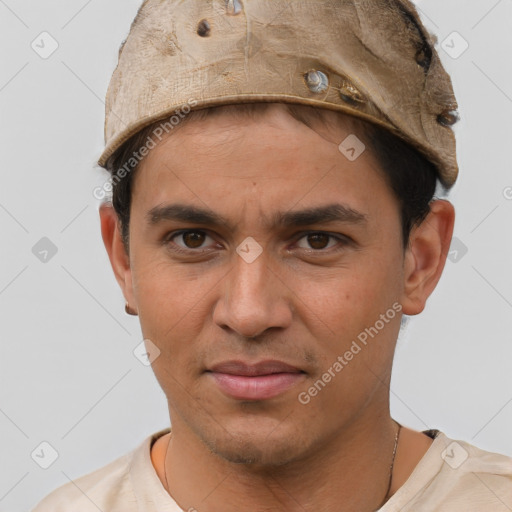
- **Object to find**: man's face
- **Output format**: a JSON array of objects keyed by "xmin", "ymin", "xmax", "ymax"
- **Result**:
[{"xmin": 127, "ymin": 104, "xmax": 407, "ymax": 465}]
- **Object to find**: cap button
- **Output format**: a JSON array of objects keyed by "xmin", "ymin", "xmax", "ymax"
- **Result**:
[
  {"xmin": 304, "ymin": 70, "xmax": 329, "ymax": 93},
  {"xmin": 437, "ymin": 109, "xmax": 460, "ymax": 127},
  {"xmin": 339, "ymin": 79, "xmax": 365, "ymax": 106},
  {"xmin": 226, "ymin": 0, "xmax": 243, "ymax": 15}
]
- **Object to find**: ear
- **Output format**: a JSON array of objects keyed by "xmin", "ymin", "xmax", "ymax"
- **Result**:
[
  {"xmin": 401, "ymin": 199, "xmax": 455, "ymax": 316},
  {"xmin": 99, "ymin": 203, "xmax": 137, "ymax": 313}
]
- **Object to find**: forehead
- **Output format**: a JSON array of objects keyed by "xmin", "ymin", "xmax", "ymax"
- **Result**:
[
  {"xmin": 138, "ymin": 104, "xmax": 376, "ymax": 172},
  {"xmin": 131, "ymin": 104, "xmax": 391, "ymax": 215}
]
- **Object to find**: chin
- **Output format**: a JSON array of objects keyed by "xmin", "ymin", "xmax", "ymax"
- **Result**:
[
  {"xmin": 196, "ymin": 419, "xmax": 311, "ymax": 467},
  {"xmin": 208, "ymin": 435, "xmax": 302, "ymax": 467}
]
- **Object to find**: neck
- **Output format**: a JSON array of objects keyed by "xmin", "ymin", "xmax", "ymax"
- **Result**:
[{"xmin": 162, "ymin": 411, "xmax": 401, "ymax": 512}]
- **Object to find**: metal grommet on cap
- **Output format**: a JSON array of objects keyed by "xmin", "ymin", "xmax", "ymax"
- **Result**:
[
  {"xmin": 415, "ymin": 47, "xmax": 431, "ymax": 73},
  {"xmin": 226, "ymin": 0, "xmax": 243, "ymax": 15},
  {"xmin": 339, "ymin": 79, "xmax": 365, "ymax": 106},
  {"xmin": 437, "ymin": 109, "xmax": 459, "ymax": 127},
  {"xmin": 304, "ymin": 70, "xmax": 329, "ymax": 93},
  {"xmin": 197, "ymin": 19, "xmax": 211, "ymax": 37}
]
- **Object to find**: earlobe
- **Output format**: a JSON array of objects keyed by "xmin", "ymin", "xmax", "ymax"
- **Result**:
[
  {"xmin": 401, "ymin": 200, "xmax": 455, "ymax": 316},
  {"xmin": 99, "ymin": 203, "xmax": 137, "ymax": 311}
]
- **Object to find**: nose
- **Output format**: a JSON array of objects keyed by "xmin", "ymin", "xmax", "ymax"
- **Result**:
[{"xmin": 212, "ymin": 250, "xmax": 293, "ymax": 339}]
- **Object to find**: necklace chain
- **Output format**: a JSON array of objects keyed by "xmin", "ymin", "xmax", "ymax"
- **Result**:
[
  {"xmin": 163, "ymin": 422, "xmax": 402, "ymax": 510},
  {"xmin": 376, "ymin": 421, "xmax": 402, "ymax": 510}
]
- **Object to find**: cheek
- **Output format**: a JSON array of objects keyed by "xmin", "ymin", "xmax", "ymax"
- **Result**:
[
  {"xmin": 292, "ymin": 267, "xmax": 402, "ymax": 414},
  {"xmin": 132, "ymin": 260, "xmax": 211, "ymax": 394},
  {"xmin": 295, "ymin": 258, "xmax": 402, "ymax": 343},
  {"xmin": 130, "ymin": 253, "xmax": 204, "ymax": 338}
]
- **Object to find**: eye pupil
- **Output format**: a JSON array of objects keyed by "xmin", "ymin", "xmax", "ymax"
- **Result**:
[
  {"xmin": 308, "ymin": 233, "xmax": 329, "ymax": 249},
  {"xmin": 183, "ymin": 231, "xmax": 205, "ymax": 248},
  {"xmin": 175, "ymin": 232, "xmax": 338, "ymax": 252}
]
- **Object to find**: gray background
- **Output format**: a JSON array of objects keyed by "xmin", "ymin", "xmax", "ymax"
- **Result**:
[{"xmin": 1, "ymin": 0, "xmax": 511, "ymax": 510}]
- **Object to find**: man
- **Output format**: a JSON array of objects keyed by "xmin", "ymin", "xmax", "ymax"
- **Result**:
[{"xmin": 33, "ymin": 0, "xmax": 512, "ymax": 510}]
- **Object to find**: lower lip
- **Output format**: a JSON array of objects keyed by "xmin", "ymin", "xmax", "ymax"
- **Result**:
[{"xmin": 208, "ymin": 372, "xmax": 305, "ymax": 400}]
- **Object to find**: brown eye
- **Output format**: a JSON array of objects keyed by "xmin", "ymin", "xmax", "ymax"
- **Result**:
[
  {"xmin": 166, "ymin": 230, "xmax": 221, "ymax": 255},
  {"xmin": 307, "ymin": 233, "xmax": 330, "ymax": 249},
  {"xmin": 296, "ymin": 233, "xmax": 341, "ymax": 251},
  {"xmin": 181, "ymin": 231, "xmax": 206, "ymax": 249}
]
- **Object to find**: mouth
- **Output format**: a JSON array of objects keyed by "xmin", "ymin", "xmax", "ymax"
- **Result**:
[{"xmin": 206, "ymin": 360, "xmax": 307, "ymax": 401}]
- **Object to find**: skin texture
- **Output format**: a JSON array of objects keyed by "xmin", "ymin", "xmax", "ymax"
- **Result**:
[{"xmin": 100, "ymin": 104, "xmax": 455, "ymax": 511}]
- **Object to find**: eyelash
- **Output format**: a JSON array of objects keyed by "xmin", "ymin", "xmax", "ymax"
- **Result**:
[{"xmin": 164, "ymin": 230, "xmax": 351, "ymax": 255}]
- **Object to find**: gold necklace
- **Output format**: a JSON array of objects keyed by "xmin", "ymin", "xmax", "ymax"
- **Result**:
[
  {"xmin": 375, "ymin": 421, "xmax": 402, "ymax": 510},
  {"xmin": 163, "ymin": 422, "xmax": 402, "ymax": 510}
]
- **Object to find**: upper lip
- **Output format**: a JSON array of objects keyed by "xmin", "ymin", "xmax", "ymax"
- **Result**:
[{"xmin": 208, "ymin": 360, "xmax": 303, "ymax": 376}]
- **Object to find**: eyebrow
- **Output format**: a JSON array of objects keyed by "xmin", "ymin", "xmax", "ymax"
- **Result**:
[{"xmin": 147, "ymin": 203, "xmax": 367, "ymax": 231}]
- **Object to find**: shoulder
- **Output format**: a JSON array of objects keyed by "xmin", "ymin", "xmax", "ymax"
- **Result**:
[
  {"xmin": 409, "ymin": 432, "xmax": 512, "ymax": 510},
  {"xmin": 30, "ymin": 431, "xmax": 163, "ymax": 512},
  {"xmin": 438, "ymin": 436, "xmax": 512, "ymax": 509},
  {"xmin": 440, "ymin": 435, "xmax": 512, "ymax": 475},
  {"xmin": 386, "ymin": 431, "xmax": 512, "ymax": 511},
  {"xmin": 32, "ymin": 451, "xmax": 133, "ymax": 512}
]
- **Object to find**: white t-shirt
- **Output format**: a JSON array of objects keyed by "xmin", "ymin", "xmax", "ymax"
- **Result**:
[{"xmin": 32, "ymin": 428, "xmax": 512, "ymax": 511}]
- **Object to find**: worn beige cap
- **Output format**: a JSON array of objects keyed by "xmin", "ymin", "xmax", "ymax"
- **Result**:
[{"xmin": 98, "ymin": 0, "xmax": 460, "ymax": 187}]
